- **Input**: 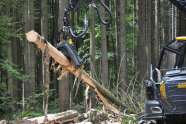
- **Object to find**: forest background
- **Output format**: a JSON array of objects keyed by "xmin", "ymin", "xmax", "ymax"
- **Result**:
[{"xmin": 0, "ymin": 0, "xmax": 185, "ymax": 121}]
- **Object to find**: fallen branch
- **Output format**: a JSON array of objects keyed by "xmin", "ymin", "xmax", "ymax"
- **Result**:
[{"xmin": 26, "ymin": 30, "xmax": 126, "ymax": 114}]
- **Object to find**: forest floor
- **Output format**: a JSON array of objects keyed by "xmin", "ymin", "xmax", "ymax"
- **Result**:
[{"xmin": 0, "ymin": 109, "xmax": 138, "ymax": 124}]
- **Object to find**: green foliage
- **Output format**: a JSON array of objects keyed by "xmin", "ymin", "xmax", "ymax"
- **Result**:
[
  {"xmin": 0, "ymin": 59, "xmax": 26, "ymax": 81},
  {"xmin": 0, "ymin": 16, "xmax": 22, "ymax": 57},
  {"xmin": 121, "ymin": 116, "xmax": 138, "ymax": 124},
  {"xmin": 12, "ymin": 89, "xmax": 60, "ymax": 119},
  {"xmin": 71, "ymin": 102, "xmax": 86, "ymax": 113},
  {"xmin": 0, "ymin": 0, "xmax": 24, "ymax": 119},
  {"xmin": 0, "ymin": 60, "xmax": 28, "ymax": 120},
  {"xmin": 14, "ymin": 100, "xmax": 36, "ymax": 119},
  {"xmin": 121, "ymin": 75, "xmax": 145, "ymax": 114},
  {"xmin": 0, "ymin": 82, "xmax": 13, "ymax": 120}
]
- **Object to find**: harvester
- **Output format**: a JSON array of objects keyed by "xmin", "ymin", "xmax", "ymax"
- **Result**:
[
  {"xmin": 139, "ymin": 1, "xmax": 186, "ymax": 124},
  {"xmin": 139, "ymin": 37, "xmax": 186, "ymax": 124}
]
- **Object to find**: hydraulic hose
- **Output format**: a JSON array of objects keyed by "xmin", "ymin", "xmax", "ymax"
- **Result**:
[
  {"xmin": 70, "ymin": 0, "xmax": 112, "ymax": 38},
  {"xmin": 59, "ymin": 0, "xmax": 113, "ymax": 39},
  {"xmin": 97, "ymin": 0, "xmax": 113, "ymax": 25},
  {"xmin": 69, "ymin": 6, "xmax": 89, "ymax": 38}
]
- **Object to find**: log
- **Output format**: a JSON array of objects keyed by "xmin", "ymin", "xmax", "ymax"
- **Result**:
[
  {"xmin": 0, "ymin": 120, "xmax": 37, "ymax": 124},
  {"xmin": 28, "ymin": 110, "xmax": 78, "ymax": 124},
  {"xmin": 0, "ymin": 110, "xmax": 78, "ymax": 124},
  {"xmin": 26, "ymin": 30, "xmax": 126, "ymax": 113}
]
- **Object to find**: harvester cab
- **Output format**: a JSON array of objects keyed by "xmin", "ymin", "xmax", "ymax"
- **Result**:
[{"xmin": 139, "ymin": 37, "xmax": 186, "ymax": 124}]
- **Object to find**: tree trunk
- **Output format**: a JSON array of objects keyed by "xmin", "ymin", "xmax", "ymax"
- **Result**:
[
  {"xmin": 162, "ymin": 0, "xmax": 169, "ymax": 44},
  {"xmin": 23, "ymin": 0, "xmax": 35, "ymax": 109},
  {"xmin": 0, "ymin": 64, "xmax": 2, "ymax": 82},
  {"xmin": 178, "ymin": 10, "xmax": 186, "ymax": 67},
  {"xmin": 119, "ymin": 0, "xmax": 127, "ymax": 92},
  {"xmin": 52, "ymin": 0, "xmax": 59, "ymax": 99},
  {"xmin": 36, "ymin": 0, "xmax": 43, "ymax": 100},
  {"xmin": 6, "ymin": 4, "xmax": 14, "ymax": 104},
  {"xmin": 100, "ymin": 0, "xmax": 109, "ymax": 88},
  {"xmin": 114, "ymin": 0, "xmax": 119, "ymax": 71},
  {"xmin": 7, "ymin": 40, "xmax": 13, "ymax": 99},
  {"xmin": 160, "ymin": 0, "xmax": 169, "ymax": 69},
  {"xmin": 13, "ymin": 7, "xmax": 23, "ymax": 105},
  {"xmin": 89, "ymin": 1, "xmax": 97, "ymax": 109},
  {"xmin": 167, "ymin": 3, "xmax": 176, "ymax": 68},
  {"xmin": 90, "ymin": 0, "xmax": 96, "ymax": 79},
  {"xmin": 11, "ymin": 9, "xmax": 19, "ymax": 104},
  {"xmin": 41, "ymin": 0, "xmax": 48, "ymax": 39},
  {"xmin": 29, "ymin": 110, "xmax": 78, "ymax": 124},
  {"xmin": 4, "ymin": 110, "xmax": 78, "ymax": 124},
  {"xmin": 155, "ymin": 0, "xmax": 160, "ymax": 63},
  {"xmin": 137, "ymin": 0, "xmax": 147, "ymax": 83},
  {"xmin": 41, "ymin": 0, "xmax": 49, "ymax": 119},
  {"xmin": 11, "ymin": 30, "xmax": 18, "ymax": 106},
  {"xmin": 58, "ymin": 0, "xmax": 70, "ymax": 112},
  {"xmin": 146, "ymin": 0, "xmax": 154, "ymax": 75},
  {"xmin": 178, "ymin": 11, "xmax": 186, "ymax": 36}
]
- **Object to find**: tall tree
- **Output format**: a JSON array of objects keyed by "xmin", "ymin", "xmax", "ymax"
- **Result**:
[
  {"xmin": 155, "ymin": 0, "xmax": 160, "ymax": 63},
  {"xmin": 114, "ymin": 0, "xmax": 119, "ymax": 71},
  {"xmin": 178, "ymin": 9, "xmax": 186, "ymax": 66},
  {"xmin": 146, "ymin": 0, "xmax": 155, "ymax": 74},
  {"xmin": 119, "ymin": 0, "xmax": 127, "ymax": 91},
  {"xmin": 0, "ymin": 64, "xmax": 2, "ymax": 82},
  {"xmin": 137, "ymin": 0, "xmax": 147, "ymax": 83},
  {"xmin": 7, "ymin": 38, "xmax": 13, "ymax": 100},
  {"xmin": 89, "ymin": 0, "xmax": 96, "ymax": 108},
  {"xmin": 178, "ymin": 10, "xmax": 186, "ymax": 36},
  {"xmin": 11, "ymin": 7, "xmax": 22, "ymax": 108},
  {"xmin": 100, "ymin": 0, "xmax": 108, "ymax": 88},
  {"xmin": 168, "ymin": 4, "xmax": 176, "ymax": 68},
  {"xmin": 90, "ymin": 0, "xmax": 96, "ymax": 78},
  {"xmin": 41, "ymin": 0, "xmax": 49, "ymax": 117},
  {"xmin": 23, "ymin": 0, "xmax": 35, "ymax": 109},
  {"xmin": 58, "ymin": 0, "xmax": 70, "ymax": 112},
  {"xmin": 6, "ymin": 4, "xmax": 14, "ymax": 103},
  {"xmin": 51, "ymin": 0, "xmax": 59, "ymax": 99},
  {"xmin": 162, "ymin": 0, "xmax": 169, "ymax": 44},
  {"xmin": 41, "ymin": 0, "xmax": 48, "ymax": 43}
]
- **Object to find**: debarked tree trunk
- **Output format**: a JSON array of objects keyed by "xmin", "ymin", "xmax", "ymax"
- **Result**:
[{"xmin": 26, "ymin": 30, "xmax": 126, "ymax": 114}]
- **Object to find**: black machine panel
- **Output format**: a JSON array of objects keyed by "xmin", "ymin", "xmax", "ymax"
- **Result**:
[{"xmin": 160, "ymin": 70, "xmax": 186, "ymax": 113}]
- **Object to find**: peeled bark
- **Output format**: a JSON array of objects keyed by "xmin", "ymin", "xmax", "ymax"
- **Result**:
[{"xmin": 26, "ymin": 30, "xmax": 125, "ymax": 114}]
